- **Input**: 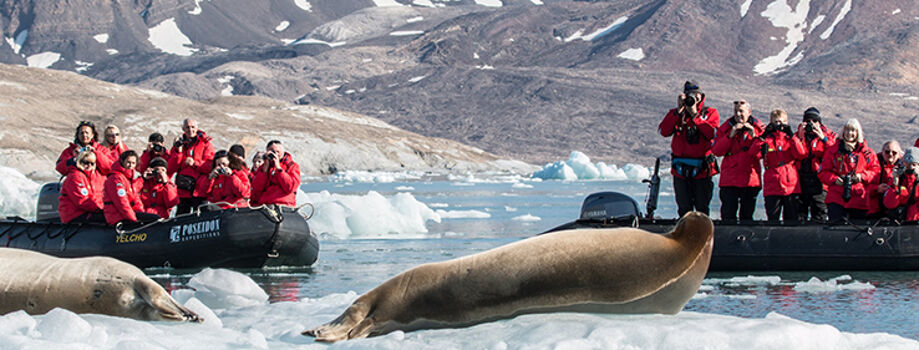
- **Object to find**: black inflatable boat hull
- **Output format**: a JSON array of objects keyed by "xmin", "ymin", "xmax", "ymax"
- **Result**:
[
  {"xmin": 0, "ymin": 206, "xmax": 319, "ymax": 269},
  {"xmin": 547, "ymin": 219, "xmax": 919, "ymax": 271}
]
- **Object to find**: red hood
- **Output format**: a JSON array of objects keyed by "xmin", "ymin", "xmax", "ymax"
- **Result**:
[{"xmin": 109, "ymin": 161, "xmax": 136, "ymax": 179}]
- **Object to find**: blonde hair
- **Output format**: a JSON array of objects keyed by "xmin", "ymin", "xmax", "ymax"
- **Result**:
[
  {"xmin": 842, "ymin": 118, "xmax": 864, "ymax": 144},
  {"xmin": 75, "ymin": 151, "xmax": 97, "ymax": 171},
  {"xmin": 103, "ymin": 125, "xmax": 120, "ymax": 147},
  {"xmin": 769, "ymin": 109, "xmax": 787, "ymax": 123}
]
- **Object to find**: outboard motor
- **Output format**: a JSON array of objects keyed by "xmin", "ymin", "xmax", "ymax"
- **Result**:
[
  {"xmin": 579, "ymin": 192, "xmax": 641, "ymax": 220},
  {"xmin": 36, "ymin": 182, "xmax": 62, "ymax": 222}
]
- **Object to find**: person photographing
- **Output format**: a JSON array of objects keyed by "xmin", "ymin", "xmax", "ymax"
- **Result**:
[
  {"xmin": 168, "ymin": 119, "xmax": 215, "ymax": 214},
  {"xmin": 712, "ymin": 99, "xmax": 764, "ymax": 222},
  {"xmin": 658, "ymin": 81, "xmax": 720, "ymax": 216},
  {"xmin": 251, "ymin": 140, "xmax": 301, "ymax": 207}
]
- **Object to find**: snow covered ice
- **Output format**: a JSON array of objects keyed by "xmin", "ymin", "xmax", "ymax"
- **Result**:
[{"xmin": 532, "ymin": 151, "xmax": 651, "ymax": 181}]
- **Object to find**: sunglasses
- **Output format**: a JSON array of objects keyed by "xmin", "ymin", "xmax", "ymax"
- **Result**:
[
  {"xmin": 80, "ymin": 160, "xmax": 96, "ymax": 166},
  {"xmin": 106, "ymin": 133, "xmax": 119, "ymax": 137},
  {"xmin": 733, "ymin": 101, "xmax": 747, "ymax": 105},
  {"xmin": 884, "ymin": 150, "xmax": 899, "ymax": 155}
]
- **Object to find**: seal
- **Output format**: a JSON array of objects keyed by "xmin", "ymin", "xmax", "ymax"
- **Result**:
[
  {"xmin": 0, "ymin": 247, "xmax": 200, "ymax": 322},
  {"xmin": 304, "ymin": 211, "xmax": 714, "ymax": 342}
]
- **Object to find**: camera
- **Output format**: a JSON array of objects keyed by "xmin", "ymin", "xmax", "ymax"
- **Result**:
[
  {"xmin": 152, "ymin": 144, "xmax": 165, "ymax": 153},
  {"xmin": 217, "ymin": 167, "xmax": 230, "ymax": 175},
  {"xmin": 841, "ymin": 174, "xmax": 853, "ymax": 202},
  {"xmin": 79, "ymin": 146, "xmax": 91, "ymax": 153},
  {"xmin": 684, "ymin": 125, "xmax": 700, "ymax": 144},
  {"xmin": 266, "ymin": 152, "xmax": 277, "ymax": 160},
  {"xmin": 805, "ymin": 123, "xmax": 815, "ymax": 133},
  {"xmin": 683, "ymin": 94, "xmax": 698, "ymax": 107}
]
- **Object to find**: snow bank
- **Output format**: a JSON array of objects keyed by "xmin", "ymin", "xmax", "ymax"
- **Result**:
[
  {"xmin": 618, "ymin": 48, "xmax": 645, "ymax": 61},
  {"xmin": 2, "ymin": 296, "xmax": 914, "ymax": 349},
  {"xmin": 820, "ymin": 0, "xmax": 851, "ymax": 40},
  {"xmin": 0, "ymin": 166, "xmax": 41, "ymax": 219},
  {"xmin": 531, "ymin": 151, "xmax": 650, "ymax": 181},
  {"xmin": 26, "ymin": 52, "xmax": 61, "ymax": 68},
  {"xmin": 475, "ymin": 0, "xmax": 503, "ymax": 7},
  {"xmin": 294, "ymin": 0, "xmax": 312, "ymax": 12},
  {"xmin": 186, "ymin": 268, "xmax": 269, "ymax": 310},
  {"xmin": 299, "ymin": 190, "xmax": 441, "ymax": 238},
  {"xmin": 148, "ymin": 18, "xmax": 198, "ymax": 56},
  {"xmin": 330, "ymin": 170, "xmax": 422, "ymax": 183}
]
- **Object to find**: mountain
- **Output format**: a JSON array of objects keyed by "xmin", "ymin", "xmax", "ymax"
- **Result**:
[
  {"xmin": 2, "ymin": 0, "xmax": 919, "ymax": 164},
  {"xmin": 0, "ymin": 63, "xmax": 532, "ymax": 181}
]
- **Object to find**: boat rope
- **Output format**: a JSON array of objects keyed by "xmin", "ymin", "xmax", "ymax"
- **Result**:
[
  {"xmin": 264, "ymin": 205, "xmax": 285, "ymax": 258},
  {"xmin": 114, "ymin": 218, "xmax": 166, "ymax": 236},
  {"xmin": 295, "ymin": 203, "xmax": 315, "ymax": 220},
  {"xmin": 28, "ymin": 222, "xmax": 52, "ymax": 240}
]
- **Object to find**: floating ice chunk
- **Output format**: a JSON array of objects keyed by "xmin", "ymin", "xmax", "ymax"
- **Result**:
[
  {"xmin": 26, "ymin": 52, "xmax": 61, "ymax": 68},
  {"xmin": 436, "ymin": 209, "xmax": 492, "ymax": 219},
  {"xmin": 395, "ymin": 186, "xmax": 415, "ymax": 191},
  {"xmin": 187, "ymin": 268, "xmax": 269, "ymax": 309},
  {"xmin": 532, "ymin": 151, "xmax": 649, "ymax": 181},
  {"xmin": 35, "ymin": 308, "xmax": 91, "ymax": 343},
  {"xmin": 148, "ymin": 18, "xmax": 198, "ymax": 56},
  {"xmin": 184, "ymin": 297, "xmax": 222, "ymax": 328},
  {"xmin": 504, "ymin": 206, "xmax": 517, "ymax": 212},
  {"xmin": 475, "ymin": 0, "xmax": 503, "ymax": 7},
  {"xmin": 428, "ymin": 202, "xmax": 449, "ymax": 208},
  {"xmin": 0, "ymin": 310, "xmax": 36, "ymax": 335},
  {"xmin": 0, "ymin": 166, "xmax": 41, "ymax": 219},
  {"xmin": 93, "ymin": 33, "xmax": 109, "ymax": 43},
  {"xmin": 302, "ymin": 190, "xmax": 441, "ymax": 238},
  {"xmin": 294, "ymin": 0, "xmax": 312, "ymax": 12},
  {"xmin": 512, "ymin": 214, "xmax": 541, "ymax": 222},
  {"xmin": 820, "ymin": 0, "xmax": 852, "ymax": 40},
  {"xmin": 705, "ymin": 275, "xmax": 782, "ymax": 286},
  {"xmin": 617, "ymin": 48, "xmax": 645, "ymax": 61},
  {"xmin": 511, "ymin": 183, "xmax": 533, "ymax": 189},
  {"xmin": 275, "ymin": 21, "xmax": 290, "ymax": 32},
  {"xmin": 793, "ymin": 276, "xmax": 875, "ymax": 293}
]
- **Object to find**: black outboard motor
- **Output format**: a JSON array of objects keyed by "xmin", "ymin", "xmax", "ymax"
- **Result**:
[
  {"xmin": 36, "ymin": 183, "xmax": 61, "ymax": 222},
  {"xmin": 579, "ymin": 192, "xmax": 641, "ymax": 220}
]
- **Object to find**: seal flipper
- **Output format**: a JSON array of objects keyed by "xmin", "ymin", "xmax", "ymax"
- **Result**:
[
  {"xmin": 304, "ymin": 301, "xmax": 375, "ymax": 342},
  {"xmin": 134, "ymin": 278, "xmax": 201, "ymax": 322}
]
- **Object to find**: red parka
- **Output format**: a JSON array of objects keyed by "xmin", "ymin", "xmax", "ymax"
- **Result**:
[
  {"xmin": 197, "ymin": 170, "xmax": 251, "ymax": 209},
  {"xmin": 751, "ymin": 131, "xmax": 807, "ymax": 196},
  {"xmin": 58, "ymin": 168, "xmax": 105, "ymax": 223},
  {"xmin": 797, "ymin": 124, "xmax": 837, "ymax": 190},
  {"xmin": 105, "ymin": 142, "xmax": 128, "ymax": 163},
  {"xmin": 168, "ymin": 131, "xmax": 215, "ymax": 198},
  {"xmin": 103, "ymin": 162, "xmax": 145, "ymax": 225},
  {"xmin": 251, "ymin": 153, "xmax": 300, "ymax": 207},
  {"xmin": 819, "ymin": 142, "xmax": 880, "ymax": 210},
  {"xmin": 141, "ymin": 178, "xmax": 179, "ymax": 219},
  {"xmin": 712, "ymin": 117, "xmax": 765, "ymax": 188},
  {"xmin": 884, "ymin": 173, "xmax": 919, "ymax": 220},
  {"xmin": 658, "ymin": 98, "xmax": 720, "ymax": 179},
  {"xmin": 868, "ymin": 156, "xmax": 898, "ymax": 215},
  {"xmin": 137, "ymin": 148, "xmax": 172, "ymax": 175},
  {"xmin": 56, "ymin": 142, "xmax": 114, "ymax": 176}
]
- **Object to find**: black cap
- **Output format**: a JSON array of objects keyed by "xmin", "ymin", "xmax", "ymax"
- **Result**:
[
  {"xmin": 229, "ymin": 144, "xmax": 245, "ymax": 158},
  {"xmin": 803, "ymin": 107, "xmax": 821, "ymax": 122},
  {"xmin": 148, "ymin": 132, "xmax": 164, "ymax": 143},
  {"xmin": 149, "ymin": 157, "xmax": 167, "ymax": 168},
  {"xmin": 683, "ymin": 80, "xmax": 701, "ymax": 94}
]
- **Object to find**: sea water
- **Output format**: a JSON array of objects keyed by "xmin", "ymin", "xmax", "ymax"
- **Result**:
[{"xmin": 2, "ymin": 169, "xmax": 919, "ymax": 348}]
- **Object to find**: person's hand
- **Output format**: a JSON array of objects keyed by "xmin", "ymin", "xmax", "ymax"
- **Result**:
[
  {"xmin": 143, "ymin": 168, "xmax": 154, "ymax": 179},
  {"xmin": 157, "ymin": 170, "xmax": 168, "ymax": 183},
  {"xmin": 677, "ymin": 93, "xmax": 686, "ymax": 110},
  {"xmin": 209, "ymin": 168, "xmax": 219, "ymax": 179},
  {"xmin": 835, "ymin": 177, "xmax": 845, "ymax": 186},
  {"xmin": 146, "ymin": 142, "xmax": 154, "ymax": 151},
  {"xmin": 810, "ymin": 121, "xmax": 825, "ymax": 139},
  {"xmin": 730, "ymin": 122, "xmax": 745, "ymax": 138},
  {"xmin": 184, "ymin": 157, "xmax": 195, "ymax": 167},
  {"xmin": 853, "ymin": 174, "xmax": 862, "ymax": 183},
  {"xmin": 878, "ymin": 183, "xmax": 890, "ymax": 193},
  {"xmin": 173, "ymin": 136, "xmax": 184, "ymax": 151}
]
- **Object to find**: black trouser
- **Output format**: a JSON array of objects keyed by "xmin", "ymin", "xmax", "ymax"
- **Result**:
[
  {"xmin": 798, "ymin": 190, "xmax": 828, "ymax": 222},
  {"xmin": 674, "ymin": 176, "xmax": 714, "ymax": 217},
  {"xmin": 827, "ymin": 203, "xmax": 867, "ymax": 223},
  {"xmin": 176, "ymin": 197, "xmax": 205, "ymax": 215},
  {"xmin": 719, "ymin": 186, "xmax": 760, "ymax": 221},
  {"xmin": 72, "ymin": 211, "xmax": 106, "ymax": 223},
  {"xmin": 765, "ymin": 195, "xmax": 799, "ymax": 223}
]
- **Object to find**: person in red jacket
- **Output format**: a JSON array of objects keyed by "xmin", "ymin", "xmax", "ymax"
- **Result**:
[
  {"xmin": 229, "ymin": 144, "xmax": 251, "ymax": 181},
  {"xmin": 58, "ymin": 151, "xmax": 106, "ymax": 223},
  {"xmin": 103, "ymin": 151, "xmax": 161, "ymax": 226},
  {"xmin": 141, "ymin": 157, "xmax": 179, "ymax": 219},
  {"xmin": 102, "ymin": 125, "xmax": 128, "ymax": 162},
  {"xmin": 819, "ymin": 118, "xmax": 880, "ymax": 223},
  {"xmin": 138, "ymin": 132, "xmax": 171, "ymax": 175},
  {"xmin": 868, "ymin": 140, "xmax": 903, "ymax": 220},
  {"xmin": 750, "ymin": 109, "xmax": 807, "ymax": 222},
  {"xmin": 658, "ymin": 81, "xmax": 720, "ymax": 216},
  {"xmin": 197, "ymin": 150, "xmax": 251, "ymax": 209},
  {"xmin": 795, "ymin": 107, "xmax": 836, "ymax": 222},
  {"xmin": 712, "ymin": 99, "xmax": 764, "ymax": 221},
  {"xmin": 250, "ymin": 151, "xmax": 266, "ymax": 183},
  {"xmin": 168, "ymin": 118, "xmax": 216, "ymax": 214},
  {"xmin": 883, "ymin": 147, "xmax": 919, "ymax": 221},
  {"xmin": 251, "ymin": 140, "xmax": 301, "ymax": 207},
  {"xmin": 56, "ymin": 120, "xmax": 114, "ymax": 176}
]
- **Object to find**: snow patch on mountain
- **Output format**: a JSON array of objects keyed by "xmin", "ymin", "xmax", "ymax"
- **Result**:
[
  {"xmin": 294, "ymin": 0, "xmax": 312, "ymax": 12},
  {"xmin": 563, "ymin": 16, "xmax": 628, "ymax": 42},
  {"xmin": 820, "ymin": 0, "xmax": 851, "ymax": 40},
  {"xmin": 373, "ymin": 0, "xmax": 403, "ymax": 7},
  {"xmin": 26, "ymin": 52, "xmax": 61, "ymax": 68},
  {"xmin": 188, "ymin": 0, "xmax": 204, "ymax": 15},
  {"xmin": 475, "ymin": 0, "xmax": 503, "ymax": 7},
  {"xmin": 754, "ymin": 0, "xmax": 810, "ymax": 75},
  {"xmin": 148, "ymin": 18, "xmax": 198, "ymax": 56},
  {"xmin": 92, "ymin": 34, "xmax": 109, "ymax": 44},
  {"xmin": 390, "ymin": 30, "xmax": 424, "ymax": 36},
  {"xmin": 5, "ymin": 30, "xmax": 27, "ymax": 55},
  {"xmin": 618, "ymin": 48, "xmax": 644, "ymax": 61},
  {"xmin": 740, "ymin": 0, "xmax": 753, "ymax": 17},
  {"xmin": 275, "ymin": 21, "xmax": 290, "ymax": 32}
]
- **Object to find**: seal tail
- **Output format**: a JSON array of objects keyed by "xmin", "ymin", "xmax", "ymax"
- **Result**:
[
  {"xmin": 134, "ymin": 278, "xmax": 202, "ymax": 323},
  {"xmin": 303, "ymin": 300, "xmax": 375, "ymax": 342}
]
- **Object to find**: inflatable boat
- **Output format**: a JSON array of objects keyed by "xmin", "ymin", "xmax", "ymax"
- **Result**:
[
  {"xmin": 545, "ymin": 159, "xmax": 919, "ymax": 271},
  {"xmin": 0, "ymin": 183, "xmax": 319, "ymax": 269}
]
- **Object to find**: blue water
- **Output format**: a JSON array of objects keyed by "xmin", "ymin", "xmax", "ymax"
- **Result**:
[{"xmin": 150, "ymin": 177, "xmax": 919, "ymax": 340}]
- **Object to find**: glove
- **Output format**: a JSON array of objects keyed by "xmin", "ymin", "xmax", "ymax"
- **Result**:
[{"xmin": 781, "ymin": 124, "xmax": 794, "ymax": 137}]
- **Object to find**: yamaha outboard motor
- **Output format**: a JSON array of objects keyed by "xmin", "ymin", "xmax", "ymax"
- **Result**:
[
  {"xmin": 579, "ymin": 192, "xmax": 641, "ymax": 220},
  {"xmin": 36, "ymin": 182, "xmax": 61, "ymax": 222}
]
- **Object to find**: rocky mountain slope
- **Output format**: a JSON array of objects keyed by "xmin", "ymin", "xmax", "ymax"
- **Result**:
[
  {"xmin": 0, "ymin": 63, "xmax": 531, "ymax": 181},
  {"xmin": 3, "ymin": 0, "xmax": 919, "ymax": 164}
]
